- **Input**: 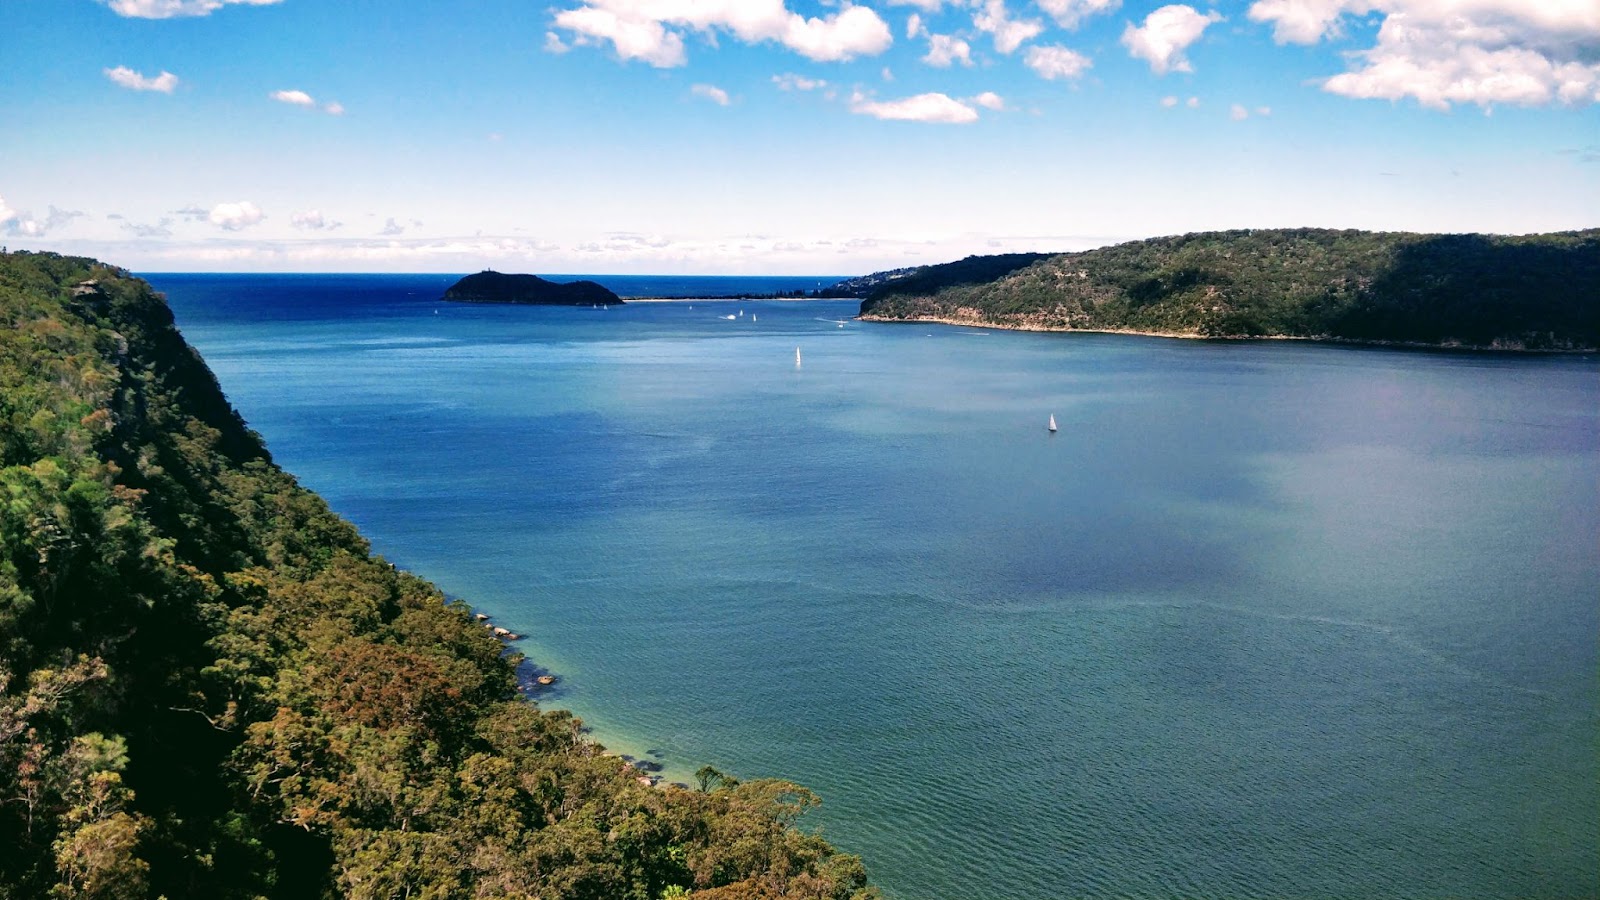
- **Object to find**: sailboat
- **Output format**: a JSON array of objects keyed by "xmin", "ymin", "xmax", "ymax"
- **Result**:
[
  {"xmin": 795, "ymin": 347, "xmax": 802, "ymax": 366},
  {"xmin": 1048, "ymin": 414, "xmax": 1058, "ymax": 433}
]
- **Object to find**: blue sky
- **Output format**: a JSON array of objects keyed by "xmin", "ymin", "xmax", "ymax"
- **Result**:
[{"xmin": 2, "ymin": 0, "xmax": 1596, "ymax": 273}]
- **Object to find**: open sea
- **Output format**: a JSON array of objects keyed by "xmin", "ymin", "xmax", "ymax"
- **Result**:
[{"xmin": 150, "ymin": 273, "xmax": 1599, "ymax": 900}]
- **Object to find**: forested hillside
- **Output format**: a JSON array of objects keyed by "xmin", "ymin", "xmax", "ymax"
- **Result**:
[
  {"xmin": 858, "ymin": 229, "xmax": 1600, "ymax": 349},
  {"xmin": 0, "ymin": 251, "xmax": 875, "ymax": 900}
]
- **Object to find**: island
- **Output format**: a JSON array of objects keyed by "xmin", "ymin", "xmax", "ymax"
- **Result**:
[
  {"xmin": 852, "ymin": 228, "xmax": 1600, "ymax": 351},
  {"xmin": 443, "ymin": 269, "xmax": 622, "ymax": 306},
  {"xmin": 0, "ymin": 252, "xmax": 873, "ymax": 900}
]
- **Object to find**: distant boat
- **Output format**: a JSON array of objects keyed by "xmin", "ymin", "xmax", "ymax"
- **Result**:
[
  {"xmin": 795, "ymin": 347, "xmax": 802, "ymax": 366},
  {"xmin": 752, "ymin": 314, "xmax": 757, "ymax": 322},
  {"xmin": 725, "ymin": 314, "xmax": 736, "ymax": 320},
  {"xmin": 1048, "ymin": 414, "xmax": 1058, "ymax": 433}
]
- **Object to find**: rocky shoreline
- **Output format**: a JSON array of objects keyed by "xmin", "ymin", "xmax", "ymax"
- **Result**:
[{"xmin": 856, "ymin": 314, "xmax": 1599, "ymax": 354}]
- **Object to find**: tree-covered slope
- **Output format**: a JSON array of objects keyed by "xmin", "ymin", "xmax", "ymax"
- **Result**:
[
  {"xmin": 0, "ymin": 251, "xmax": 875, "ymax": 900},
  {"xmin": 858, "ymin": 229, "xmax": 1600, "ymax": 349}
]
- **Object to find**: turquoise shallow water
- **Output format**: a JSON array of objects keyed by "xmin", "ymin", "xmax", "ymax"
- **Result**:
[{"xmin": 153, "ymin": 274, "xmax": 1599, "ymax": 900}]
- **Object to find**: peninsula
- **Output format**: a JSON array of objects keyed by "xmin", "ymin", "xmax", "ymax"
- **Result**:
[
  {"xmin": 444, "ymin": 269, "xmax": 622, "ymax": 305},
  {"xmin": 854, "ymin": 228, "xmax": 1600, "ymax": 351}
]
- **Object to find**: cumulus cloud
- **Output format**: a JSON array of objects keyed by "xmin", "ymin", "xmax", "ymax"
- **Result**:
[
  {"xmin": 1230, "ymin": 103, "xmax": 1251, "ymax": 119},
  {"xmin": 1161, "ymin": 94, "xmax": 1179, "ymax": 106},
  {"xmin": 692, "ymin": 83, "xmax": 731, "ymax": 105},
  {"xmin": 924, "ymin": 33, "xmax": 973, "ymax": 66},
  {"xmin": 270, "ymin": 89, "xmax": 315, "ymax": 106},
  {"xmin": 552, "ymin": 0, "xmax": 893, "ymax": 67},
  {"xmin": 1036, "ymin": 0, "xmax": 1121, "ymax": 29},
  {"xmin": 773, "ymin": 72, "xmax": 828, "ymax": 91},
  {"xmin": 101, "ymin": 0, "xmax": 280, "ymax": 18},
  {"xmin": 270, "ymin": 89, "xmax": 345, "ymax": 114},
  {"xmin": 208, "ymin": 201, "xmax": 264, "ymax": 231},
  {"xmin": 849, "ymin": 90, "xmax": 981, "ymax": 123},
  {"xmin": 973, "ymin": 0, "xmax": 1043, "ymax": 53},
  {"xmin": 380, "ymin": 217, "xmax": 406, "ymax": 236},
  {"xmin": 1187, "ymin": 95, "xmax": 1200, "ymax": 106},
  {"xmin": 545, "ymin": 31, "xmax": 571, "ymax": 53},
  {"xmin": 1025, "ymin": 44, "xmax": 1093, "ymax": 79},
  {"xmin": 104, "ymin": 66, "xmax": 179, "ymax": 93},
  {"xmin": 1122, "ymin": 4, "xmax": 1221, "ymax": 74},
  {"xmin": 1248, "ymin": 0, "xmax": 1600, "ymax": 109},
  {"xmin": 907, "ymin": 13, "xmax": 925, "ymax": 38},
  {"xmin": 972, "ymin": 91, "xmax": 1006, "ymax": 110},
  {"xmin": 290, "ymin": 209, "xmax": 341, "ymax": 231},
  {"xmin": 885, "ymin": 0, "xmax": 944, "ymax": 9}
]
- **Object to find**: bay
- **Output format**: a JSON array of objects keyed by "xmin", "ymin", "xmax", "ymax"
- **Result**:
[{"xmin": 152, "ymin": 273, "xmax": 1599, "ymax": 900}]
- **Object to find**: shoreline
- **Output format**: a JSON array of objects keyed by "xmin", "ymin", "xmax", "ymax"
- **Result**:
[
  {"xmin": 856, "ymin": 314, "xmax": 1600, "ymax": 355},
  {"xmin": 619, "ymin": 294, "xmax": 852, "ymax": 303}
]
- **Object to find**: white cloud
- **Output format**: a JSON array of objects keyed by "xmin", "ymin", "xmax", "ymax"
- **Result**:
[
  {"xmin": 552, "ymin": 0, "xmax": 893, "ymax": 67},
  {"xmin": 1256, "ymin": 105, "xmax": 1272, "ymax": 115},
  {"xmin": 1230, "ymin": 103, "xmax": 1251, "ymax": 119},
  {"xmin": 1187, "ymin": 95, "xmax": 1200, "ymax": 106},
  {"xmin": 773, "ymin": 72, "xmax": 828, "ymax": 91},
  {"xmin": 208, "ymin": 201, "xmax": 264, "ymax": 231},
  {"xmin": 104, "ymin": 66, "xmax": 179, "ymax": 93},
  {"xmin": 1246, "ymin": 0, "xmax": 1358, "ymax": 43},
  {"xmin": 692, "ymin": 83, "xmax": 731, "ymax": 105},
  {"xmin": 907, "ymin": 13, "xmax": 925, "ymax": 38},
  {"xmin": 1122, "ymin": 5, "xmax": 1221, "ymax": 74},
  {"xmin": 270, "ymin": 89, "xmax": 315, "ymax": 106},
  {"xmin": 924, "ymin": 33, "xmax": 973, "ymax": 66},
  {"xmin": 972, "ymin": 91, "xmax": 1007, "ymax": 110},
  {"xmin": 974, "ymin": 0, "xmax": 1043, "ymax": 53},
  {"xmin": 380, "ymin": 217, "xmax": 405, "ymax": 236},
  {"xmin": 545, "ymin": 31, "xmax": 571, "ymax": 53},
  {"xmin": 850, "ymin": 90, "xmax": 981, "ymax": 123},
  {"xmin": 1036, "ymin": 0, "xmax": 1121, "ymax": 28},
  {"xmin": 291, "ymin": 209, "xmax": 341, "ymax": 231},
  {"xmin": 1161, "ymin": 94, "xmax": 1179, "ymax": 106},
  {"xmin": 1248, "ymin": 0, "xmax": 1600, "ymax": 109},
  {"xmin": 101, "ymin": 0, "xmax": 280, "ymax": 18},
  {"xmin": 556, "ymin": 6, "xmax": 686, "ymax": 66},
  {"xmin": 885, "ymin": 0, "xmax": 944, "ymax": 9},
  {"xmin": 0, "ymin": 197, "xmax": 83, "ymax": 237},
  {"xmin": 1025, "ymin": 44, "xmax": 1093, "ymax": 79},
  {"xmin": 270, "ymin": 89, "xmax": 344, "ymax": 114}
]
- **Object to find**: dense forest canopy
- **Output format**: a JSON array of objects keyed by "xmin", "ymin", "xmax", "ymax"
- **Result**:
[
  {"xmin": 857, "ymin": 229, "xmax": 1600, "ymax": 350},
  {"xmin": 0, "ymin": 251, "xmax": 874, "ymax": 900}
]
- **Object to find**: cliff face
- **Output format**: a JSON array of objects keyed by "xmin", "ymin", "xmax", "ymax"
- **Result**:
[
  {"xmin": 858, "ymin": 229, "xmax": 1600, "ymax": 350},
  {"xmin": 443, "ymin": 270, "xmax": 622, "ymax": 305}
]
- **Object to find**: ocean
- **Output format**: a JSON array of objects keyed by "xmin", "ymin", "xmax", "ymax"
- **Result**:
[{"xmin": 151, "ymin": 273, "xmax": 1599, "ymax": 900}]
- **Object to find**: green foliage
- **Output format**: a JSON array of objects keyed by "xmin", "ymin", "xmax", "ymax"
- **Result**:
[
  {"xmin": 859, "ymin": 228, "xmax": 1600, "ymax": 349},
  {"xmin": 0, "ymin": 251, "xmax": 872, "ymax": 899}
]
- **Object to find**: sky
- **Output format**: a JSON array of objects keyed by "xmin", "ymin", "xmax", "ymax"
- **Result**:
[{"xmin": 1, "ymin": 0, "xmax": 1596, "ymax": 274}]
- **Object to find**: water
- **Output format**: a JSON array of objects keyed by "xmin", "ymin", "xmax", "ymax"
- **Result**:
[{"xmin": 151, "ymin": 273, "xmax": 1599, "ymax": 900}]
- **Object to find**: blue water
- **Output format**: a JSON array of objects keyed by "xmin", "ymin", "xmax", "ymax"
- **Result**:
[{"xmin": 151, "ymin": 274, "xmax": 1599, "ymax": 900}]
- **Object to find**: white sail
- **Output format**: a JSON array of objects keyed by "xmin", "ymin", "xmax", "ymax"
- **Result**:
[
  {"xmin": 795, "ymin": 347, "xmax": 802, "ymax": 366},
  {"xmin": 1048, "ymin": 414, "xmax": 1057, "ymax": 432}
]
